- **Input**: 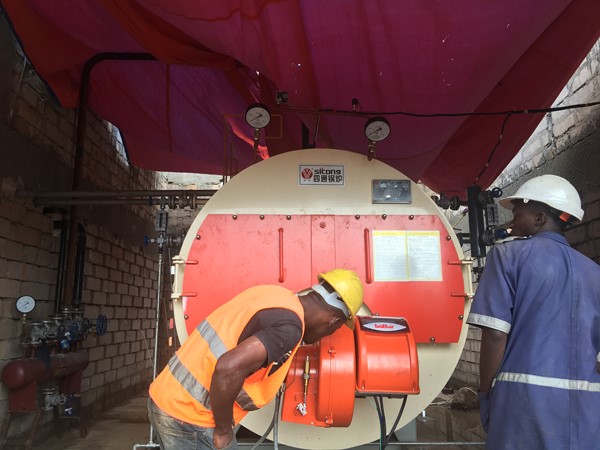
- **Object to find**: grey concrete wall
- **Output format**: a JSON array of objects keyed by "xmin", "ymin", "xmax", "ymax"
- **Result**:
[
  {"xmin": 0, "ymin": 16, "xmax": 164, "ymax": 441},
  {"xmin": 452, "ymin": 39, "xmax": 600, "ymax": 389}
]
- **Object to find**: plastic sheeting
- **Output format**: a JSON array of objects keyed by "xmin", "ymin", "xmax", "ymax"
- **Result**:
[{"xmin": 2, "ymin": 0, "xmax": 599, "ymax": 196}]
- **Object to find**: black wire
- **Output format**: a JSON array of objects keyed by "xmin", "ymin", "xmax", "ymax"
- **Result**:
[
  {"xmin": 383, "ymin": 395, "xmax": 408, "ymax": 448},
  {"xmin": 281, "ymin": 99, "xmax": 600, "ymax": 185},
  {"xmin": 280, "ymin": 100, "xmax": 600, "ymax": 119},
  {"xmin": 312, "ymin": 113, "xmax": 321, "ymax": 147},
  {"xmin": 374, "ymin": 396, "xmax": 387, "ymax": 450},
  {"xmin": 249, "ymin": 388, "xmax": 283, "ymax": 450},
  {"xmin": 472, "ymin": 112, "xmax": 514, "ymax": 184}
]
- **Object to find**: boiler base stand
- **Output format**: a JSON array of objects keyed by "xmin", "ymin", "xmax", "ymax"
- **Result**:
[
  {"xmin": 52, "ymin": 396, "xmax": 87, "ymax": 439},
  {"xmin": 0, "ymin": 410, "xmax": 42, "ymax": 450}
]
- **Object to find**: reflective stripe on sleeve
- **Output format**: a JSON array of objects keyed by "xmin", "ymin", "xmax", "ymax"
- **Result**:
[
  {"xmin": 467, "ymin": 313, "xmax": 511, "ymax": 333},
  {"xmin": 494, "ymin": 372, "xmax": 600, "ymax": 392}
]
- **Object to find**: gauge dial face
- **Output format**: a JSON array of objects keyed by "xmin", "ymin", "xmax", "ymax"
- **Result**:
[
  {"xmin": 245, "ymin": 103, "xmax": 271, "ymax": 129},
  {"xmin": 364, "ymin": 117, "xmax": 391, "ymax": 142},
  {"xmin": 16, "ymin": 295, "xmax": 36, "ymax": 314}
]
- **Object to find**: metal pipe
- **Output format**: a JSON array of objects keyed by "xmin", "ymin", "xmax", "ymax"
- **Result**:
[
  {"xmin": 18, "ymin": 190, "xmax": 215, "ymax": 207},
  {"xmin": 238, "ymin": 442, "xmax": 485, "ymax": 448},
  {"xmin": 72, "ymin": 224, "xmax": 87, "ymax": 307},
  {"xmin": 18, "ymin": 189, "xmax": 218, "ymax": 198},
  {"xmin": 1, "ymin": 351, "xmax": 89, "ymax": 389},
  {"xmin": 466, "ymin": 185, "xmax": 486, "ymax": 258},
  {"xmin": 382, "ymin": 443, "xmax": 485, "ymax": 447},
  {"xmin": 63, "ymin": 53, "xmax": 157, "ymax": 309},
  {"xmin": 33, "ymin": 199, "xmax": 208, "ymax": 207},
  {"xmin": 135, "ymin": 239, "xmax": 165, "ymax": 450},
  {"xmin": 1, "ymin": 350, "xmax": 89, "ymax": 412},
  {"xmin": 53, "ymin": 218, "xmax": 69, "ymax": 314}
]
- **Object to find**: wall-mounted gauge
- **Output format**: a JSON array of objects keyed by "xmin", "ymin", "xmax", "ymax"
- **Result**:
[
  {"xmin": 364, "ymin": 117, "xmax": 391, "ymax": 142},
  {"xmin": 245, "ymin": 103, "xmax": 271, "ymax": 129},
  {"xmin": 16, "ymin": 295, "xmax": 36, "ymax": 314}
]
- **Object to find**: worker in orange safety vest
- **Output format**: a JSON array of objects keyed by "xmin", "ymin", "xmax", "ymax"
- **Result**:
[{"xmin": 148, "ymin": 268, "xmax": 364, "ymax": 450}]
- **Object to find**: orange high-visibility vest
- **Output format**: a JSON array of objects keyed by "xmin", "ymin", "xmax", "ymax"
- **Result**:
[{"xmin": 149, "ymin": 285, "xmax": 305, "ymax": 427}]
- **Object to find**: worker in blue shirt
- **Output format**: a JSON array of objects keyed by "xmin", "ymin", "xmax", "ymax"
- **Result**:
[{"xmin": 467, "ymin": 174, "xmax": 600, "ymax": 450}]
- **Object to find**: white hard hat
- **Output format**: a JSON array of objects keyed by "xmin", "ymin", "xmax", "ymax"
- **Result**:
[{"xmin": 499, "ymin": 175, "xmax": 583, "ymax": 222}]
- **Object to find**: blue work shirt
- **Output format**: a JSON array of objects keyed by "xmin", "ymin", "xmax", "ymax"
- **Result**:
[{"xmin": 467, "ymin": 231, "xmax": 600, "ymax": 450}]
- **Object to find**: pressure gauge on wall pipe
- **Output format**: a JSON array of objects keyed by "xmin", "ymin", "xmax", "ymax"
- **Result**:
[{"xmin": 16, "ymin": 295, "xmax": 36, "ymax": 314}]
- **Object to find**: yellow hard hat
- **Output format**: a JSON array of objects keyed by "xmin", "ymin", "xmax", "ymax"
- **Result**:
[{"xmin": 317, "ymin": 269, "xmax": 364, "ymax": 329}]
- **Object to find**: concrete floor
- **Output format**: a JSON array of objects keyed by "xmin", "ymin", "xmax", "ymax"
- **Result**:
[
  {"xmin": 32, "ymin": 396, "xmax": 154, "ymax": 450},
  {"xmin": 30, "ymin": 393, "xmax": 485, "ymax": 450}
]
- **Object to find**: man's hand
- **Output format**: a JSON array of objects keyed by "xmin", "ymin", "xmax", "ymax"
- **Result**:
[
  {"xmin": 213, "ymin": 425, "xmax": 233, "ymax": 449},
  {"xmin": 479, "ymin": 327, "xmax": 507, "ymax": 394}
]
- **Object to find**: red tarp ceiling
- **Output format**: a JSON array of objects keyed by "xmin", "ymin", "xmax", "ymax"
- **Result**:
[{"xmin": 2, "ymin": 0, "xmax": 599, "ymax": 197}]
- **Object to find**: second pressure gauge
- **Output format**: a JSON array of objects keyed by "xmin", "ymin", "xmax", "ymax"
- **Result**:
[
  {"xmin": 245, "ymin": 103, "xmax": 271, "ymax": 129},
  {"xmin": 365, "ymin": 117, "xmax": 391, "ymax": 142},
  {"xmin": 16, "ymin": 295, "xmax": 36, "ymax": 314}
]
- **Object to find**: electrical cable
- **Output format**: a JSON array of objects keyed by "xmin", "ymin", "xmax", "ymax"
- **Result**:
[
  {"xmin": 280, "ymin": 99, "xmax": 600, "ymax": 185},
  {"xmin": 369, "ymin": 395, "xmax": 409, "ymax": 449},
  {"xmin": 249, "ymin": 387, "xmax": 283, "ymax": 450},
  {"xmin": 312, "ymin": 113, "xmax": 321, "ymax": 147},
  {"xmin": 472, "ymin": 113, "xmax": 514, "ymax": 184},
  {"xmin": 373, "ymin": 396, "xmax": 387, "ymax": 450},
  {"xmin": 383, "ymin": 395, "xmax": 408, "ymax": 448},
  {"xmin": 279, "ymin": 100, "xmax": 600, "ymax": 119}
]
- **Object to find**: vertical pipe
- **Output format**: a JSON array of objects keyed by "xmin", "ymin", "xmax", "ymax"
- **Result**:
[
  {"xmin": 278, "ymin": 228, "xmax": 285, "ymax": 283},
  {"xmin": 62, "ymin": 57, "xmax": 91, "ymax": 308},
  {"xmin": 364, "ymin": 228, "xmax": 373, "ymax": 284},
  {"xmin": 149, "ymin": 244, "xmax": 164, "ymax": 444},
  {"xmin": 63, "ymin": 53, "xmax": 156, "ymax": 308},
  {"xmin": 466, "ymin": 185, "xmax": 486, "ymax": 258},
  {"xmin": 302, "ymin": 122, "xmax": 314, "ymax": 149},
  {"xmin": 72, "ymin": 224, "xmax": 87, "ymax": 308},
  {"xmin": 53, "ymin": 218, "xmax": 69, "ymax": 314}
]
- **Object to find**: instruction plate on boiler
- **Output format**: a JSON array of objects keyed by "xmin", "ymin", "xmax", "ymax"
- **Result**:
[{"xmin": 372, "ymin": 230, "xmax": 442, "ymax": 281}]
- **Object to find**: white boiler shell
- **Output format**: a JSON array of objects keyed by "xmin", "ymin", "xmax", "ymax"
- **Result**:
[{"xmin": 173, "ymin": 149, "xmax": 473, "ymax": 449}]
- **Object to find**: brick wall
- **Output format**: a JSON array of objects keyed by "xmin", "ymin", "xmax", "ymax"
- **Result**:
[
  {"xmin": 0, "ymin": 16, "xmax": 165, "ymax": 440},
  {"xmin": 452, "ymin": 39, "xmax": 600, "ymax": 388}
]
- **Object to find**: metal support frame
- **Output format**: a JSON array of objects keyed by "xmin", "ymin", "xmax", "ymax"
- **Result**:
[
  {"xmin": 0, "ymin": 411, "xmax": 42, "ymax": 450},
  {"xmin": 133, "ymin": 209, "xmax": 167, "ymax": 450}
]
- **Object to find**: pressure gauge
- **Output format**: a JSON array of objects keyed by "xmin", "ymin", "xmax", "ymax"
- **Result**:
[
  {"xmin": 245, "ymin": 103, "xmax": 271, "ymax": 129},
  {"xmin": 16, "ymin": 295, "xmax": 36, "ymax": 314},
  {"xmin": 364, "ymin": 117, "xmax": 391, "ymax": 142}
]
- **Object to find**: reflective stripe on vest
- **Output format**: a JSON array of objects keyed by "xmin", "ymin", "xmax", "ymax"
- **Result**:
[
  {"xmin": 169, "ymin": 320, "xmax": 259, "ymax": 411},
  {"xmin": 494, "ymin": 372, "xmax": 600, "ymax": 392}
]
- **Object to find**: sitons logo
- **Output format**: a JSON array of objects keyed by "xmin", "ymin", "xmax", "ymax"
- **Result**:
[
  {"xmin": 299, "ymin": 164, "xmax": 344, "ymax": 185},
  {"xmin": 314, "ymin": 168, "xmax": 342, "ymax": 175},
  {"xmin": 301, "ymin": 168, "xmax": 313, "ymax": 180}
]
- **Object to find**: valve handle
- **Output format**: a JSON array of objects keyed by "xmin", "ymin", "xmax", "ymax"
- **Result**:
[{"xmin": 95, "ymin": 315, "xmax": 108, "ymax": 336}]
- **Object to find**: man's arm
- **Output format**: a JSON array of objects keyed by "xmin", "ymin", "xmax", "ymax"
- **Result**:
[
  {"xmin": 478, "ymin": 327, "xmax": 507, "ymax": 394},
  {"xmin": 210, "ymin": 336, "xmax": 267, "ymax": 449}
]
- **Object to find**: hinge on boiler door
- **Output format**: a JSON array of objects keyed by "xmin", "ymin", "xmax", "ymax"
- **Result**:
[
  {"xmin": 170, "ymin": 256, "xmax": 198, "ymax": 301},
  {"xmin": 447, "ymin": 257, "xmax": 475, "ymax": 301}
]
